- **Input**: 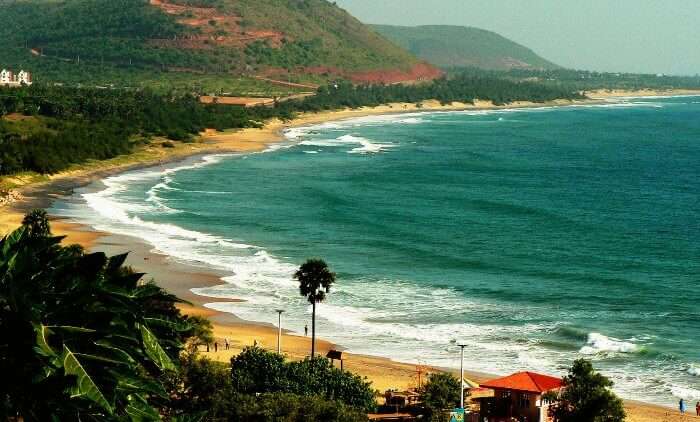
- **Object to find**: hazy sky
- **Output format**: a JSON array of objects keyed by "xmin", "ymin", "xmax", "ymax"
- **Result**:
[{"xmin": 334, "ymin": 0, "xmax": 700, "ymax": 75}]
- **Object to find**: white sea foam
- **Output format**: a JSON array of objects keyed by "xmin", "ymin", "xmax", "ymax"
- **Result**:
[
  {"xmin": 338, "ymin": 134, "xmax": 396, "ymax": 154},
  {"xmin": 579, "ymin": 333, "xmax": 639, "ymax": 355},
  {"xmin": 282, "ymin": 127, "xmax": 308, "ymax": 140},
  {"xmin": 299, "ymin": 139, "xmax": 341, "ymax": 148},
  {"xmin": 299, "ymin": 135, "xmax": 396, "ymax": 154},
  {"xmin": 670, "ymin": 384, "xmax": 700, "ymax": 400},
  {"xmin": 399, "ymin": 117, "xmax": 424, "ymax": 124},
  {"xmin": 688, "ymin": 365, "xmax": 700, "ymax": 377}
]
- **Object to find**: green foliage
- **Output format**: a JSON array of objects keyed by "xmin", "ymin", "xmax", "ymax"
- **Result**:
[
  {"xmin": 230, "ymin": 347, "xmax": 376, "ymax": 412},
  {"xmin": 545, "ymin": 359, "xmax": 626, "ymax": 422},
  {"xmin": 1, "ymin": 0, "xmax": 184, "ymax": 45},
  {"xmin": 0, "ymin": 84, "xmax": 256, "ymax": 175},
  {"xmin": 245, "ymin": 39, "xmax": 327, "ymax": 69},
  {"xmin": 373, "ymin": 25, "xmax": 559, "ymax": 70},
  {"xmin": 420, "ymin": 372, "xmax": 461, "ymax": 422},
  {"xmin": 0, "ymin": 211, "xmax": 195, "ymax": 420},
  {"xmin": 166, "ymin": 351, "xmax": 371, "ymax": 421},
  {"xmin": 21, "ymin": 209, "xmax": 51, "ymax": 238},
  {"xmin": 281, "ymin": 75, "xmax": 583, "ymax": 113},
  {"xmin": 184, "ymin": 315, "xmax": 214, "ymax": 350},
  {"xmin": 165, "ymin": 353, "xmax": 235, "ymax": 419},
  {"xmin": 226, "ymin": 0, "xmax": 417, "ymax": 71},
  {"xmin": 295, "ymin": 259, "xmax": 336, "ymax": 305},
  {"xmin": 449, "ymin": 68, "xmax": 700, "ymax": 91},
  {"xmin": 230, "ymin": 392, "xmax": 368, "ymax": 422},
  {"xmin": 230, "ymin": 345, "xmax": 288, "ymax": 395}
]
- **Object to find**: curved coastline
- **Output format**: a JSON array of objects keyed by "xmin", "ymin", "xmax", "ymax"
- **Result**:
[{"xmin": 3, "ymin": 92, "xmax": 700, "ymax": 422}]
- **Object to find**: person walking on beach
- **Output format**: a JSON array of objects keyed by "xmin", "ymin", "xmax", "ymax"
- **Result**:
[
  {"xmin": 696, "ymin": 401, "xmax": 700, "ymax": 416},
  {"xmin": 304, "ymin": 324, "xmax": 308, "ymax": 337},
  {"xmin": 225, "ymin": 338, "xmax": 229, "ymax": 350},
  {"xmin": 679, "ymin": 398, "xmax": 685, "ymax": 414}
]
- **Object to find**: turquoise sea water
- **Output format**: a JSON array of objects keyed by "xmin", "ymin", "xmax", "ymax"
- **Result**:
[{"xmin": 55, "ymin": 96, "xmax": 700, "ymax": 406}]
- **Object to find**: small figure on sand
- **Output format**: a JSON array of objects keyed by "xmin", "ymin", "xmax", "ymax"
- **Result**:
[
  {"xmin": 304, "ymin": 324, "xmax": 308, "ymax": 337},
  {"xmin": 696, "ymin": 401, "xmax": 700, "ymax": 416},
  {"xmin": 224, "ymin": 338, "xmax": 229, "ymax": 350},
  {"xmin": 679, "ymin": 398, "xmax": 685, "ymax": 414}
]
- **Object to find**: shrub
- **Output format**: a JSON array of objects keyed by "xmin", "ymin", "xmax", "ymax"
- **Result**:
[
  {"xmin": 230, "ymin": 345, "xmax": 288, "ymax": 395},
  {"xmin": 420, "ymin": 372, "xmax": 461, "ymax": 421},
  {"xmin": 544, "ymin": 359, "xmax": 625, "ymax": 422},
  {"xmin": 230, "ymin": 346, "xmax": 376, "ymax": 412},
  {"xmin": 230, "ymin": 392, "xmax": 368, "ymax": 422}
]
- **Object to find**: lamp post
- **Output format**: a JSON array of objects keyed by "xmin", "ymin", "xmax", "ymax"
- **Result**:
[
  {"xmin": 458, "ymin": 343, "xmax": 467, "ymax": 409},
  {"xmin": 275, "ymin": 309, "xmax": 285, "ymax": 354}
]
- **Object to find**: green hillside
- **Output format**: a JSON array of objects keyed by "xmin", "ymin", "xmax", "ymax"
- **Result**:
[
  {"xmin": 372, "ymin": 24, "xmax": 559, "ymax": 71},
  {"xmin": 0, "ymin": 0, "xmax": 433, "ymax": 92}
]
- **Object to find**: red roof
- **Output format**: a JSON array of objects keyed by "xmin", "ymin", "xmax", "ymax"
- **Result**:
[{"xmin": 480, "ymin": 372, "xmax": 563, "ymax": 394}]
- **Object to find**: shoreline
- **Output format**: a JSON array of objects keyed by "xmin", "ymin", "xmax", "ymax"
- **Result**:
[{"xmin": 2, "ymin": 91, "xmax": 700, "ymax": 421}]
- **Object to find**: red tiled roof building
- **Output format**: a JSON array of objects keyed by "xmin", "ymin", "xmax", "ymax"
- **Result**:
[{"xmin": 473, "ymin": 372, "xmax": 563, "ymax": 422}]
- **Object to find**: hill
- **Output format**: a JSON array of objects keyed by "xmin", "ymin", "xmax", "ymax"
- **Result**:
[
  {"xmin": 372, "ymin": 24, "xmax": 559, "ymax": 71},
  {"xmin": 0, "ymin": 0, "xmax": 441, "ymax": 92}
]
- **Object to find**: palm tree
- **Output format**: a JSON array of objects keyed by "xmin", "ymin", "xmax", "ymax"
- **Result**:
[
  {"xmin": 21, "ymin": 208, "xmax": 51, "ymax": 238},
  {"xmin": 294, "ymin": 259, "xmax": 335, "ymax": 358}
]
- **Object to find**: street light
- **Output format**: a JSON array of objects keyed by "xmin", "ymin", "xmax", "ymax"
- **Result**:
[
  {"xmin": 458, "ymin": 343, "xmax": 467, "ymax": 409},
  {"xmin": 275, "ymin": 309, "xmax": 285, "ymax": 354}
]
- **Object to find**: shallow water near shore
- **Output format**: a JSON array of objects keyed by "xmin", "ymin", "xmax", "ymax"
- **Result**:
[{"xmin": 53, "ymin": 96, "xmax": 700, "ymax": 407}]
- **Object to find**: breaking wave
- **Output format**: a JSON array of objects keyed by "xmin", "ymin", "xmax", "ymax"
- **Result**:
[{"xmin": 579, "ymin": 333, "xmax": 640, "ymax": 355}]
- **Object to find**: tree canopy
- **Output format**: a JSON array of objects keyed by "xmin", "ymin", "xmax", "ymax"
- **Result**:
[
  {"xmin": 545, "ymin": 359, "xmax": 626, "ymax": 422},
  {"xmin": 420, "ymin": 372, "xmax": 461, "ymax": 422},
  {"xmin": 230, "ymin": 346, "xmax": 376, "ymax": 412}
]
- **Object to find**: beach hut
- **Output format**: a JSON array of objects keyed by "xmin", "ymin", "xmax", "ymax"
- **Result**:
[{"xmin": 472, "ymin": 371, "xmax": 562, "ymax": 422}]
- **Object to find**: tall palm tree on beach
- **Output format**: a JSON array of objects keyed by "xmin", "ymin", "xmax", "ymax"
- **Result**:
[{"xmin": 295, "ymin": 259, "xmax": 335, "ymax": 358}]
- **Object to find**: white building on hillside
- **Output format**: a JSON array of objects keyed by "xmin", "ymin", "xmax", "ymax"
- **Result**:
[
  {"xmin": 17, "ymin": 70, "xmax": 32, "ymax": 85},
  {"xmin": 0, "ymin": 69, "xmax": 13, "ymax": 84},
  {"xmin": 0, "ymin": 68, "xmax": 32, "ymax": 87}
]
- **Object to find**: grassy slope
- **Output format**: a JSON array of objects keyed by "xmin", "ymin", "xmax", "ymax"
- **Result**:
[
  {"xmin": 0, "ymin": 0, "xmax": 422, "ymax": 92},
  {"xmin": 227, "ymin": 0, "xmax": 418, "ymax": 71},
  {"xmin": 372, "ymin": 24, "xmax": 559, "ymax": 71}
]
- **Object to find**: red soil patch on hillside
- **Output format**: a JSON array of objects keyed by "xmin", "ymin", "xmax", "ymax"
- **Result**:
[{"xmin": 148, "ymin": 0, "xmax": 285, "ymax": 49}]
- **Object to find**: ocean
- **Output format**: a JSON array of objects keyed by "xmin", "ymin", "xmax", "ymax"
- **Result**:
[{"xmin": 53, "ymin": 96, "xmax": 700, "ymax": 407}]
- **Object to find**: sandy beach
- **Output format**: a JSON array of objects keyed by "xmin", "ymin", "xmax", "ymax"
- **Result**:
[
  {"xmin": 586, "ymin": 88, "xmax": 700, "ymax": 99},
  {"xmin": 2, "ymin": 93, "xmax": 699, "ymax": 421}
]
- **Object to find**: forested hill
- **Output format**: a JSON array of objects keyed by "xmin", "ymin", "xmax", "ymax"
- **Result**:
[
  {"xmin": 372, "ymin": 24, "xmax": 559, "ymax": 71},
  {"xmin": 0, "ymin": 0, "xmax": 440, "ymax": 89}
]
